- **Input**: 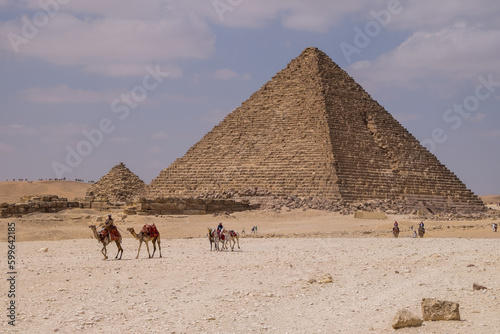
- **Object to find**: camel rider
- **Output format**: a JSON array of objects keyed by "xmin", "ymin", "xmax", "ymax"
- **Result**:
[
  {"xmin": 394, "ymin": 221, "xmax": 398, "ymax": 227},
  {"xmin": 217, "ymin": 222, "xmax": 223, "ymax": 236},
  {"xmin": 105, "ymin": 214, "xmax": 115, "ymax": 228},
  {"xmin": 100, "ymin": 214, "xmax": 115, "ymax": 232},
  {"xmin": 419, "ymin": 221, "xmax": 425, "ymax": 231}
]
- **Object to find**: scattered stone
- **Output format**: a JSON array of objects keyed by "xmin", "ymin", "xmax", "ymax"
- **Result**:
[
  {"xmin": 473, "ymin": 283, "xmax": 487, "ymax": 291},
  {"xmin": 318, "ymin": 273, "xmax": 333, "ymax": 284},
  {"xmin": 421, "ymin": 298, "xmax": 460, "ymax": 321},
  {"xmin": 38, "ymin": 247, "xmax": 48, "ymax": 252},
  {"xmin": 392, "ymin": 309, "xmax": 423, "ymax": 329}
]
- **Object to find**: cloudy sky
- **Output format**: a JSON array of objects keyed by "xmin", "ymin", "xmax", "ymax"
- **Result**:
[{"xmin": 0, "ymin": 0, "xmax": 499, "ymax": 195}]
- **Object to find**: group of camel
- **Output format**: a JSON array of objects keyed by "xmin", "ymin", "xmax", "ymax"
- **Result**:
[
  {"xmin": 88, "ymin": 224, "xmax": 162, "ymax": 260},
  {"xmin": 207, "ymin": 227, "xmax": 241, "ymax": 251}
]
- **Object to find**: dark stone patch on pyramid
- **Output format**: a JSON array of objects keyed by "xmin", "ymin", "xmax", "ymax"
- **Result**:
[
  {"xmin": 87, "ymin": 162, "xmax": 146, "ymax": 202},
  {"xmin": 146, "ymin": 47, "xmax": 484, "ymax": 212}
]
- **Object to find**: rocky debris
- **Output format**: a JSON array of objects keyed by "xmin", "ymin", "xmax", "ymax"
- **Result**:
[
  {"xmin": 421, "ymin": 298, "xmax": 460, "ymax": 321},
  {"xmin": 392, "ymin": 309, "xmax": 423, "ymax": 329},
  {"xmin": 37, "ymin": 247, "xmax": 48, "ymax": 253},
  {"xmin": 307, "ymin": 273, "xmax": 333, "ymax": 284},
  {"xmin": 473, "ymin": 283, "xmax": 487, "ymax": 291},
  {"xmin": 86, "ymin": 162, "xmax": 146, "ymax": 203},
  {"xmin": 196, "ymin": 190, "xmax": 489, "ymax": 218}
]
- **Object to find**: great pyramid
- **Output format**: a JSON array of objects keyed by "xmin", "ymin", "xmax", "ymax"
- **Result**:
[
  {"xmin": 147, "ymin": 47, "xmax": 484, "ymax": 212},
  {"xmin": 86, "ymin": 162, "xmax": 146, "ymax": 202}
]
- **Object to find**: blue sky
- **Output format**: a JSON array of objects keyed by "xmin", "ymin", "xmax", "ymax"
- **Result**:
[{"xmin": 0, "ymin": 0, "xmax": 499, "ymax": 195}]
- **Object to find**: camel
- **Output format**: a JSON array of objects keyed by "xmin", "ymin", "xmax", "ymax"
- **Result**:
[
  {"xmin": 88, "ymin": 225, "xmax": 123, "ymax": 260},
  {"xmin": 127, "ymin": 224, "xmax": 162, "ymax": 259},
  {"xmin": 208, "ymin": 227, "xmax": 221, "ymax": 251},
  {"xmin": 418, "ymin": 225, "xmax": 425, "ymax": 238},
  {"xmin": 392, "ymin": 226, "xmax": 400, "ymax": 238},
  {"xmin": 222, "ymin": 229, "xmax": 240, "ymax": 251}
]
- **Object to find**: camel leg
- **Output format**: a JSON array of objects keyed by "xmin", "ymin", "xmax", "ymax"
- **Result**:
[
  {"xmin": 156, "ymin": 237, "xmax": 162, "ymax": 258},
  {"xmin": 136, "ymin": 240, "xmax": 143, "ymax": 259},
  {"xmin": 101, "ymin": 246, "xmax": 108, "ymax": 260},
  {"xmin": 236, "ymin": 236, "xmax": 240, "ymax": 249},
  {"xmin": 145, "ymin": 241, "xmax": 151, "ymax": 258},
  {"xmin": 115, "ymin": 241, "xmax": 123, "ymax": 260},
  {"xmin": 151, "ymin": 239, "xmax": 156, "ymax": 258}
]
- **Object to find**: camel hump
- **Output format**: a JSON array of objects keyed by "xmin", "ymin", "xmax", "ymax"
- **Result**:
[{"xmin": 141, "ymin": 224, "xmax": 160, "ymax": 237}]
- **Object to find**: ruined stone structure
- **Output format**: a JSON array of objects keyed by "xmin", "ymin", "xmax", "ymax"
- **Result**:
[
  {"xmin": 147, "ymin": 47, "xmax": 484, "ymax": 212},
  {"xmin": 1, "ymin": 195, "xmax": 79, "ymax": 218},
  {"xmin": 132, "ymin": 198, "xmax": 259, "ymax": 216},
  {"xmin": 86, "ymin": 162, "xmax": 146, "ymax": 203}
]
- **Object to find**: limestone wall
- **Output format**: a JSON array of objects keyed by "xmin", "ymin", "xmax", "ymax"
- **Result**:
[{"xmin": 131, "ymin": 198, "xmax": 259, "ymax": 216}]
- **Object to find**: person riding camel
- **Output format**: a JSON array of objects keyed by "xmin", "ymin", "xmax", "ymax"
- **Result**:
[
  {"xmin": 217, "ymin": 222, "xmax": 223, "ymax": 236},
  {"xmin": 394, "ymin": 221, "xmax": 398, "ymax": 227},
  {"xmin": 103, "ymin": 214, "xmax": 115, "ymax": 229},
  {"xmin": 98, "ymin": 214, "xmax": 116, "ymax": 239}
]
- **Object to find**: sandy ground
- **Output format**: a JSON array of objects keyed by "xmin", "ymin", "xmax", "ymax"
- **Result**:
[
  {"xmin": 1, "ymin": 236, "xmax": 499, "ymax": 333},
  {"xmin": 1, "ymin": 208, "xmax": 500, "ymax": 333},
  {"xmin": 1, "ymin": 181, "xmax": 499, "ymax": 333}
]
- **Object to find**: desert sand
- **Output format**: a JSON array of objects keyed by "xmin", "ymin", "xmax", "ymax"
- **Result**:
[
  {"xmin": 0, "ymin": 181, "xmax": 90, "ymax": 204},
  {"xmin": 1, "ymin": 182, "xmax": 499, "ymax": 333}
]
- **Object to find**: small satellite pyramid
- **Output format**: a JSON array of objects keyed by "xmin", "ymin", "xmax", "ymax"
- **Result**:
[
  {"xmin": 86, "ymin": 162, "xmax": 146, "ymax": 202},
  {"xmin": 147, "ymin": 47, "xmax": 483, "ymax": 212}
]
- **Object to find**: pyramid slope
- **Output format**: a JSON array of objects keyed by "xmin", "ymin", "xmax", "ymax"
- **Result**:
[
  {"xmin": 149, "ymin": 47, "xmax": 340, "ymax": 199},
  {"xmin": 147, "ymin": 47, "xmax": 483, "ymax": 211},
  {"xmin": 87, "ymin": 162, "xmax": 146, "ymax": 202}
]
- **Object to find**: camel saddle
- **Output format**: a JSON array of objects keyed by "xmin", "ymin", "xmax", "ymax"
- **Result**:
[
  {"xmin": 229, "ymin": 230, "xmax": 237, "ymax": 238},
  {"xmin": 141, "ymin": 224, "xmax": 159, "ymax": 238},
  {"xmin": 100, "ymin": 226, "xmax": 121, "ymax": 242}
]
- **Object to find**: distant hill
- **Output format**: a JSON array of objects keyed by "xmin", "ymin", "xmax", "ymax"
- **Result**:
[
  {"xmin": 480, "ymin": 195, "xmax": 500, "ymax": 204},
  {"xmin": 0, "ymin": 181, "xmax": 91, "ymax": 204}
]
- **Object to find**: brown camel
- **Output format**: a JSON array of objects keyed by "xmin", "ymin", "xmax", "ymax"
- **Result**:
[
  {"xmin": 88, "ymin": 225, "xmax": 123, "ymax": 260},
  {"xmin": 418, "ymin": 225, "xmax": 425, "ymax": 238},
  {"xmin": 127, "ymin": 225, "xmax": 162, "ymax": 259},
  {"xmin": 392, "ymin": 226, "xmax": 400, "ymax": 238}
]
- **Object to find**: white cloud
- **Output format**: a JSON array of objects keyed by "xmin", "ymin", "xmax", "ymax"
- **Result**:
[
  {"xmin": 22, "ymin": 85, "xmax": 120, "ymax": 104},
  {"xmin": 0, "ymin": 124, "xmax": 38, "ymax": 136},
  {"xmin": 146, "ymin": 146, "xmax": 166, "ymax": 156},
  {"xmin": 151, "ymin": 131, "xmax": 169, "ymax": 140},
  {"xmin": 387, "ymin": 0, "xmax": 500, "ymax": 31},
  {"xmin": 479, "ymin": 129, "xmax": 500, "ymax": 138},
  {"xmin": 0, "ymin": 142, "xmax": 15, "ymax": 153},
  {"xmin": 209, "ymin": 68, "xmax": 251, "ymax": 80},
  {"xmin": 109, "ymin": 137, "xmax": 131, "ymax": 144},
  {"xmin": 0, "ymin": 2, "xmax": 215, "ymax": 76},
  {"xmin": 349, "ymin": 23, "xmax": 500, "ymax": 92},
  {"xmin": 206, "ymin": 0, "xmax": 375, "ymax": 32},
  {"xmin": 469, "ymin": 113, "xmax": 486, "ymax": 123},
  {"xmin": 39, "ymin": 123, "xmax": 87, "ymax": 144}
]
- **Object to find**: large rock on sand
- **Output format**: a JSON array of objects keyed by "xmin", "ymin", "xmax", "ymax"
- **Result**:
[
  {"xmin": 421, "ymin": 298, "xmax": 460, "ymax": 321},
  {"xmin": 392, "ymin": 309, "xmax": 423, "ymax": 329}
]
